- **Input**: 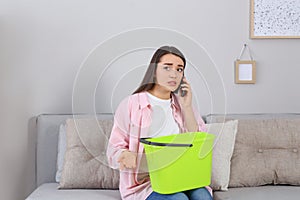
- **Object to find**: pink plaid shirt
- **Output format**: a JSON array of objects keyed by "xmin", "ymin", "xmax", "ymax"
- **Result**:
[{"xmin": 107, "ymin": 92, "xmax": 211, "ymax": 200}]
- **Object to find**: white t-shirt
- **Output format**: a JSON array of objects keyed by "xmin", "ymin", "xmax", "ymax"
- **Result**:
[{"xmin": 146, "ymin": 92, "xmax": 180, "ymax": 138}]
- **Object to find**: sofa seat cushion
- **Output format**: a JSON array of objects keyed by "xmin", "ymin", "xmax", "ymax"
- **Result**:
[
  {"xmin": 214, "ymin": 185, "xmax": 300, "ymax": 200},
  {"xmin": 26, "ymin": 183, "xmax": 121, "ymax": 200}
]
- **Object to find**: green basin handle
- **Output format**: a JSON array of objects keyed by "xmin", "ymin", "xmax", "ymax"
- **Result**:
[{"xmin": 140, "ymin": 138, "xmax": 193, "ymax": 147}]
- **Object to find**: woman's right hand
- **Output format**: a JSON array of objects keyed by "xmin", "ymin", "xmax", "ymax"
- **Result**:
[{"xmin": 117, "ymin": 150, "xmax": 137, "ymax": 170}]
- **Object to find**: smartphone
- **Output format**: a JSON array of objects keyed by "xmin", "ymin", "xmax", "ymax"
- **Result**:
[
  {"xmin": 180, "ymin": 78, "xmax": 187, "ymax": 97},
  {"xmin": 174, "ymin": 77, "xmax": 187, "ymax": 97}
]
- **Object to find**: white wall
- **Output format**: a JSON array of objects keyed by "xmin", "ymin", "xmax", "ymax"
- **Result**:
[{"xmin": 1, "ymin": 0, "xmax": 300, "ymax": 199}]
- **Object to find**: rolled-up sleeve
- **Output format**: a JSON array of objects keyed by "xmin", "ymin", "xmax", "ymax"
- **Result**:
[{"xmin": 106, "ymin": 97, "xmax": 131, "ymax": 169}]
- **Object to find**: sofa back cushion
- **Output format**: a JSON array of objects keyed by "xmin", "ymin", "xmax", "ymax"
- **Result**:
[
  {"xmin": 229, "ymin": 118, "xmax": 300, "ymax": 187},
  {"xmin": 59, "ymin": 118, "xmax": 119, "ymax": 189},
  {"xmin": 36, "ymin": 114, "xmax": 114, "ymax": 187}
]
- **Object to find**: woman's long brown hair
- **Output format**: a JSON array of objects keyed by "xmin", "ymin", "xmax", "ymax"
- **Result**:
[{"xmin": 132, "ymin": 46, "xmax": 186, "ymax": 94}]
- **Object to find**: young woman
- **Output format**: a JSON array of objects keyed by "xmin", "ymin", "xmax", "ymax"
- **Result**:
[{"xmin": 107, "ymin": 46, "xmax": 212, "ymax": 200}]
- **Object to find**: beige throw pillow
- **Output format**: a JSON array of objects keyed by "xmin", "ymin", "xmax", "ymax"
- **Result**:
[
  {"xmin": 206, "ymin": 120, "xmax": 238, "ymax": 191},
  {"xmin": 59, "ymin": 118, "xmax": 119, "ymax": 189},
  {"xmin": 229, "ymin": 118, "xmax": 300, "ymax": 187}
]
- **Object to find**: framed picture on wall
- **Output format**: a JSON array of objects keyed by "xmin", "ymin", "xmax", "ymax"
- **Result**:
[
  {"xmin": 235, "ymin": 60, "xmax": 256, "ymax": 84},
  {"xmin": 250, "ymin": 0, "xmax": 300, "ymax": 38}
]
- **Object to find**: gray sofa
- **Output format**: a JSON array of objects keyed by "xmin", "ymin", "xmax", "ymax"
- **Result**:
[{"xmin": 26, "ymin": 113, "xmax": 300, "ymax": 200}]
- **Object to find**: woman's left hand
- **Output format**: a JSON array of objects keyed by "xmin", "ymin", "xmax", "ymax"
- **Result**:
[
  {"xmin": 177, "ymin": 77, "xmax": 199, "ymax": 132},
  {"xmin": 177, "ymin": 77, "xmax": 193, "ymax": 108}
]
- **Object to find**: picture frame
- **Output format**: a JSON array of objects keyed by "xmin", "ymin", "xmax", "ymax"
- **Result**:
[
  {"xmin": 250, "ymin": 0, "xmax": 300, "ymax": 38},
  {"xmin": 235, "ymin": 60, "xmax": 256, "ymax": 84}
]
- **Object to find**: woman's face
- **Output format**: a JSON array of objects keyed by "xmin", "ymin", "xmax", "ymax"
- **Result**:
[{"xmin": 155, "ymin": 53, "xmax": 185, "ymax": 93}]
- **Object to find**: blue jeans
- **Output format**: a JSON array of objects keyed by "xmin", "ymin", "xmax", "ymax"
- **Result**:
[{"xmin": 146, "ymin": 187, "xmax": 212, "ymax": 200}]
